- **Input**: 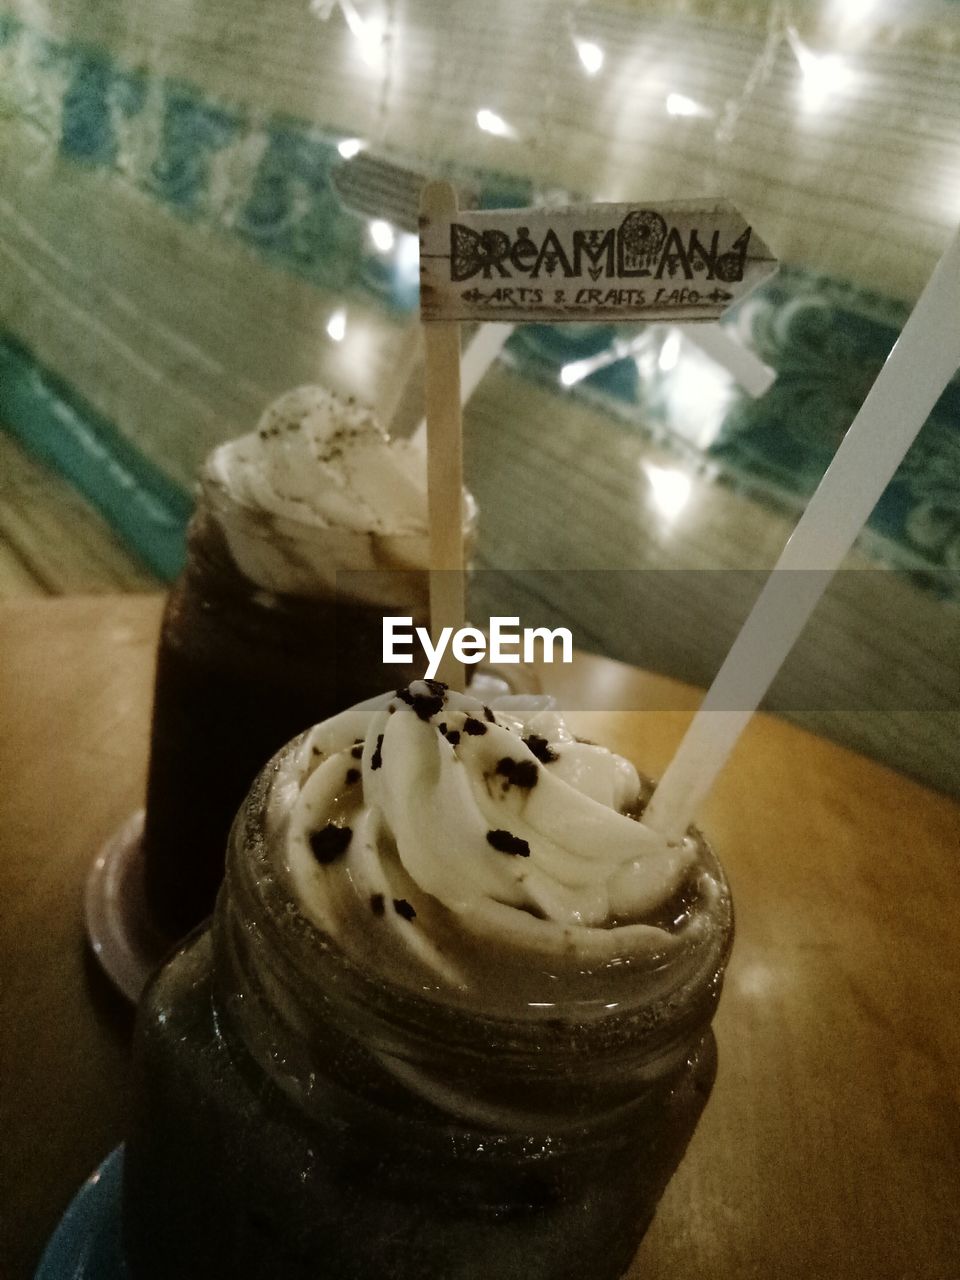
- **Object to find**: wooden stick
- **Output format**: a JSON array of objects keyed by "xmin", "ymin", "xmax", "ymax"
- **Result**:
[{"xmin": 420, "ymin": 181, "xmax": 465, "ymax": 690}]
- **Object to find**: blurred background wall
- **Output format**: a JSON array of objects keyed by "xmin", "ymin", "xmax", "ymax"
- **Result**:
[{"xmin": 1, "ymin": 0, "xmax": 958, "ymax": 791}]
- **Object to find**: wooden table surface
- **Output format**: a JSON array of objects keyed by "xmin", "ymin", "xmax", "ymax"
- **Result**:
[{"xmin": 2, "ymin": 596, "xmax": 959, "ymax": 1279}]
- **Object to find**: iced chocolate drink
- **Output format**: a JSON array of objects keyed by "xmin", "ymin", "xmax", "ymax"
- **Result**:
[
  {"xmin": 142, "ymin": 389, "xmax": 474, "ymax": 939},
  {"xmin": 125, "ymin": 682, "xmax": 733, "ymax": 1279}
]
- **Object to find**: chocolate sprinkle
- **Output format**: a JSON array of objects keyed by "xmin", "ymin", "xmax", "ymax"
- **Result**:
[
  {"xmin": 444, "ymin": 729, "xmax": 461, "ymax": 746},
  {"xmin": 523, "ymin": 734, "xmax": 558, "ymax": 764},
  {"xmin": 371, "ymin": 734, "xmax": 384, "ymax": 770},
  {"xmin": 350, "ymin": 744, "xmax": 364, "ymax": 759},
  {"xmin": 370, "ymin": 893, "xmax": 385, "ymax": 917},
  {"xmin": 483, "ymin": 705, "xmax": 496, "ymax": 723},
  {"xmin": 309, "ymin": 824, "xmax": 353, "ymax": 864},
  {"xmin": 463, "ymin": 717, "xmax": 487, "ymax": 736},
  {"xmin": 486, "ymin": 829, "xmax": 531, "ymax": 857},
  {"xmin": 495, "ymin": 757, "xmax": 539, "ymax": 790},
  {"xmin": 345, "ymin": 768, "xmax": 361, "ymax": 785},
  {"xmin": 396, "ymin": 685, "xmax": 445, "ymax": 722},
  {"xmin": 393, "ymin": 898, "xmax": 416, "ymax": 920}
]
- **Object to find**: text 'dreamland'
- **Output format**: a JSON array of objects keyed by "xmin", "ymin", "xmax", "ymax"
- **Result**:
[{"xmin": 419, "ymin": 199, "xmax": 777, "ymax": 323}]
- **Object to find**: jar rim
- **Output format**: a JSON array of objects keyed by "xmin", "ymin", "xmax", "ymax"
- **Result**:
[{"xmin": 221, "ymin": 737, "xmax": 734, "ymax": 1068}]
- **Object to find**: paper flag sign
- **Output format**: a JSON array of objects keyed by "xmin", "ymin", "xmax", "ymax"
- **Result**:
[{"xmin": 419, "ymin": 198, "xmax": 777, "ymax": 323}]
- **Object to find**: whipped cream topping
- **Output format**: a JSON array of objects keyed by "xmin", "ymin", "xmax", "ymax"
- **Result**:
[
  {"xmin": 208, "ymin": 387, "xmax": 430, "ymax": 535},
  {"xmin": 202, "ymin": 387, "xmax": 474, "ymax": 597},
  {"xmin": 281, "ymin": 682, "xmax": 723, "ymax": 1012}
]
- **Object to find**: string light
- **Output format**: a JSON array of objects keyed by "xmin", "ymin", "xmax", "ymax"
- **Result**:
[
  {"xmin": 476, "ymin": 108, "xmax": 515, "ymax": 138},
  {"xmin": 787, "ymin": 27, "xmax": 852, "ymax": 111},
  {"xmin": 337, "ymin": 137, "xmax": 366, "ymax": 159},
  {"xmin": 642, "ymin": 463, "xmax": 692, "ymax": 519},
  {"xmin": 666, "ymin": 92, "xmax": 708, "ymax": 118},
  {"xmin": 658, "ymin": 330, "xmax": 682, "ymax": 372},
  {"xmin": 340, "ymin": 0, "xmax": 385, "ymax": 68},
  {"xmin": 575, "ymin": 40, "xmax": 604, "ymax": 75},
  {"xmin": 326, "ymin": 309, "xmax": 347, "ymax": 342},
  {"xmin": 369, "ymin": 219, "xmax": 395, "ymax": 253},
  {"xmin": 559, "ymin": 360, "xmax": 592, "ymax": 387}
]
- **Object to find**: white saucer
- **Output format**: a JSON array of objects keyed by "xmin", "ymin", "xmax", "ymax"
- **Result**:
[{"xmin": 84, "ymin": 811, "xmax": 170, "ymax": 1003}]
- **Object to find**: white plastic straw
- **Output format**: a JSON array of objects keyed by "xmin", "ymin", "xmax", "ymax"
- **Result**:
[{"xmin": 645, "ymin": 224, "xmax": 960, "ymax": 839}]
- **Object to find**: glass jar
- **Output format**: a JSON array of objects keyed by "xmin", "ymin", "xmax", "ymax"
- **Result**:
[
  {"xmin": 125, "ymin": 740, "xmax": 734, "ymax": 1280},
  {"xmin": 141, "ymin": 488, "xmax": 435, "ymax": 939}
]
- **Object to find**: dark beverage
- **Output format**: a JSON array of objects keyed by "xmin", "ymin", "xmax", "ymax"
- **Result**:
[
  {"xmin": 141, "ymin": 387, "xmax": 466, "ymax": 940},
  {"xmin": 141, "ymin": 512, "xmax": 426, "ymax": 937}
]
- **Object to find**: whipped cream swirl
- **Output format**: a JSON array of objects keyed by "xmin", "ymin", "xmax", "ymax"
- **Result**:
[
  {"xmin": 282, "ymin": 682, "xmax": 723, "ymax": 1010},
  {"xmin": 202, "ymin": 386, "xmax": 474, "ymax": 598}
]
